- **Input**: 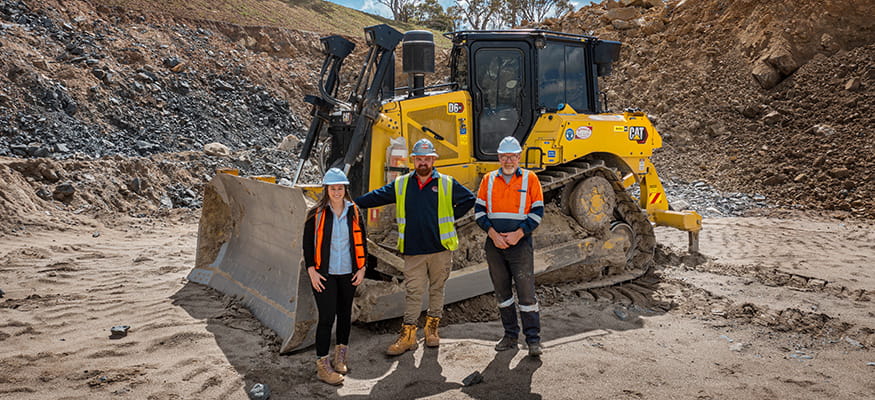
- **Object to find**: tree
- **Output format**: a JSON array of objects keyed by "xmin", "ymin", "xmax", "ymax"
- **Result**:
[
  {"xmin": 378, "ymin": 0, "xmax": 416, "ymax": 22},
  {"xmin": 500, "ymin": 0, "xmax": 574, "ymax": 28},
  {"xmin": 509, "ymin": 0, "xmax": 574, "ymax": 24},
  {"xmin": 411, "ymin": 0, "xmax": 455, "ymax": 32},
  {"xmin": 448, "ymin": 0, "xmax": 502, "ymax": 30}
]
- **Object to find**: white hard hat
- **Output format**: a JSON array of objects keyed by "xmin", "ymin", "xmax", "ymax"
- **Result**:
[
  {"xmin": 497, "ymin": 136, "xmax": 522, "ymax": 154},
  {"xmin": 322, "ymin": 168, "xmax": 350, "ymax": 185},
  {"xmin": 411, "ymin": 138, "xmax": 438, "ymax": 157}
]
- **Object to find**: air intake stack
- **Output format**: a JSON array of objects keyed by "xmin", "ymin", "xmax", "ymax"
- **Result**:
[{"xmin": 402, "ymin": 30, "xmax": 435, "ymax": 98}]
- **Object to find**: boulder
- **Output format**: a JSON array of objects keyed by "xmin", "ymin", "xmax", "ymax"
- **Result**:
[
  {"xmin": 761, "ymin": 110, "xmax": 782, "ymax": 124},
  {"xmin": 604, "ymin": 7, "xmax": 639, "ymax": 21},
  {"xmin": 844, "ymin": 78, "xmax": 860, "ymax": 92},
  {"xmin": 277, "ymin": 134, "xmax": 301, "ymax": 151},
  {"xmin": 53, "ymin": 183, "xmax": 75, "ymax": 201},
  {"xmin": 752, "ymin": 60, "xmax": 781, "ymax": 89},
  {"xmin": 204, "ymin": 142, "xmax": 231, "ymax": 157},
  {"xmin": 765, "ymin": 42, "xmax": 800, "ymax": 76},
  {"xmin": 763, "ymin": 174, "xmax": 787, "ymax": 186}
]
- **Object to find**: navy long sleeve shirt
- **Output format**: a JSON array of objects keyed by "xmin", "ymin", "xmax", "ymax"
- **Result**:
[{"xmin": 354, "ymin": 169, "xmax": 475, "ymax": 255}]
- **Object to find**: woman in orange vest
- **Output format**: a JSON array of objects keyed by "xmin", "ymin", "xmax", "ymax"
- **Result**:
[{"xmin": 302, "ymin": 168, "xmax": 368, "ymax": 385}]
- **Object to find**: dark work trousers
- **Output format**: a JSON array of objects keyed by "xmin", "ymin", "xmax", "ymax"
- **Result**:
[
  {"xmin": 485, "ymin": 235, "xmax": 541, "ymax": 344},
  {"xmin": 312, "ymin": 273, "xmax": 356, "ymax": 358}
]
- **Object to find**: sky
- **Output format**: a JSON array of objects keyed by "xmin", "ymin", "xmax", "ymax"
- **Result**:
[{"xmin": 327, "ymin": 0, "xmax": 589, "ymax": 20}]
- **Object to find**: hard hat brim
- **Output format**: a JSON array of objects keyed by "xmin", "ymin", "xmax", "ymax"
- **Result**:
[{"xmin": 411, "ymin": 152, "xmax": 439, "ymax": 157}]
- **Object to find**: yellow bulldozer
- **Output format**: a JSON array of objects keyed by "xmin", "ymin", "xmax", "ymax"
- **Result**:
[{"xmin": 189, "ymin": 25, "xmax": 701, "ymax": 353}]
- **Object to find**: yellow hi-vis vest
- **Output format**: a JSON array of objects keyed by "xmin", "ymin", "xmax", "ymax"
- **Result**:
[{"xmin": 394, "ymin": 172, "xmax": 458, "ymax": 253}]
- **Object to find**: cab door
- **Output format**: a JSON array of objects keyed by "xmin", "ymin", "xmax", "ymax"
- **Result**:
[{"xmin": 470, "ymin": 42, "xmax": 533, "ymax": 161}]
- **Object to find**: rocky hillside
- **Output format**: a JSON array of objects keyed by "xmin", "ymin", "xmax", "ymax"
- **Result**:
[
  {"xmin": 543, "ymin": 0, "xmax": 875, "ymax": 217},
  {"xmin": 1, "ymin": 0, "xmax": 873, "ymax": 233}
]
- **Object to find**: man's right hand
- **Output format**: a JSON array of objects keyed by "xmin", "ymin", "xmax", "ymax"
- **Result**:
[{"xmin": 488, "ymin": 228, "xmax": 510, "ymax": 249}]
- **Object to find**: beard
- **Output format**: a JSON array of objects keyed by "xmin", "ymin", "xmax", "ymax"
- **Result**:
[{"xmin": 415, "ymin": 165, "xmax": 431, "ymax": 176}]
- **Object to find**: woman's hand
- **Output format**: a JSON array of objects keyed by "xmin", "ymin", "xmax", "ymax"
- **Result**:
[
  {"xmin": 308, "ymin": 267, "xmax": 326, "ymax": 292},
  {"xmin": 351, "ymin": 268, "xmax": 366, "ymax": 286}
]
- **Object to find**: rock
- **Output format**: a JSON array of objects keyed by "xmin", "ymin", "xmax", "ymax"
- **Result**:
[
  {"xmin": 55, "ymin": 143, "xmax": 70, "ymax": 153},
  {"xmin": 613, "ymin": 18, "xmax": 644, "ymax": 30},
  {"xmin": 135, "ymin": 141, "xmax": 157, "ymax": 154},
  {"xmin": 764, "ymin": 42, "xmax": 799, "ymax": 76},
  {"xmin": 0, "ymin": 288, "xmax": 4, "ymax": 298},
  {"xmin": 844, "ymin": 78, "xmax": 861, "ymax": 92},
  {"xmin": 719, "ymin": 335, "xmax": 734, "ymax": 343},
  {"xmin": 845, "ymin": 337, "xmax": 863, "ymax": 348},
  {"xmin": 127, "ymin": 177, "xmax": 144, "ymax": 195},
  {"xmin": 36, "ymin": 187, "xmax": 53, "ymax": 200},
  {"xmin": 204, "ymin": 142, "xmax": 231, "ymax": 157},
  {"xmin": 645, "ymin": 0, "xmax": 664, "ymax": 8},
  {"xmin": 806, "ymin": 279, "xmax": 826, "ymax": 289},
  {"xmin": 793, "ymin": 173, "xmax": 808, "ymax": 183},
  {"xmin": 604, "ymin": 7, "xmax": 639, "ymax": 21},
  {"xmin": 828, "ymin": 168, "xmax": 851, "ymax": 179},
  {"xmin": 277, "ymin": 134, "xmax": 300, "ymax": 151},
  {"xmin": 752, "ymin": 60, "xmax": 781, "ymax": 89},
  {"xmin": 462, "ymin": 371, "xmax": 483, "ymax": 387},
  {"xmin": 641, "ymin": 18, "xmax": 666, "ymax": 34},
  {"xmin": 763, "ymin": 174, "xmax": 787, "ymax": 186},
  {"xmin": 867, "ymin": 362, "xmax": 875, "ymax": 367},
  {"xmin": 740, "ymin": 104, "xmax": 761, "ymax": 118},
  {"xmin": 110, "ymin": 325, "xmax": 130, "ymax": 337},
  {"xmin": 10, "ymin": 144, "xmax": 28, "ymax": 156},
  {"xmin": 159, "ymin": 195, "xmax": 174, "ymax": 208},
  {"xmin": 729, "ymin": 343, "xmax": 744, "ymax": 352},
  {"xmin": 248, "ymin": 383, "xmax": 270, "ymax": 399},
  {"xmin": 613, "ymin": 308, "xmax": 629, "ymax": 320},
  {"xmin": 762, "ymin": 111, "xmax": 782, "ymax": 124},
  {"xmin": 619, "ymin": 0, "xmax": 645, "ymax": 6},
  {"xmin": 672, "ymin": 199, "xmax": 690, "ymax": 210},
  {"xmin": 278, "ymin": 178, "xmax": 293, "ymax": 186},
  {"xmin": 819, "ymin": 33, "xmax": 840, "ymax": 53},
  {"xmin": 214, "ymin": 79, "xmax": 235, "ymax": 91},
  {"xmin": 163, "ymin": 57, "xmax": 181, "ymax": 68},
  {"xmin": 52, "ymin": 183, "xmax": 75, "ymax": 201},
  {"xmin": 92, "ymin": 231, "xmax": 100, "ymax": 238},
  {"xmin": 813, "ymin": 124, "xmax": 835, "ymax": 136}
]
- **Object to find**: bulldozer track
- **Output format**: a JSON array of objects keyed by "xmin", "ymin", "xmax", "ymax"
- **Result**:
[{"xmin": 535, "ymin": 160, "xmax": 657, "ymax": 286}]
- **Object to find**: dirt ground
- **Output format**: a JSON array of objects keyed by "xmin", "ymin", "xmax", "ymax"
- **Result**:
[{"xmin": 1, "ymin": 210, "xmax": 872, "ymax": 399}]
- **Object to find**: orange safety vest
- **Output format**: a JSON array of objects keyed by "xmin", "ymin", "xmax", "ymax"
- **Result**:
[{"xmin": 313, "ymin": 204, "xmax": 366, "ymax": 270}]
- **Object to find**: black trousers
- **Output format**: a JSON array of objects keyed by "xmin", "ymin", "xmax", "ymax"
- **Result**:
[
  {"xmin": 312, "ymin": 273, "xmax": 356, "ymax": 357},
  {"xmin": 485, "ymin": 235, "xmax": 541, "ymax": 344}
]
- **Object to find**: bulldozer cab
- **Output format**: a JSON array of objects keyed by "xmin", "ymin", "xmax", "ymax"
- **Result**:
[{"xmin": 449, "ymin": 30, "xmax": 620, "ymax": 161}]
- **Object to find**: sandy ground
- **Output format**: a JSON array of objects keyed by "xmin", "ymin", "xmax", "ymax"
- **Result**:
[{"xmin": 1, "ymin": 212, "xmax": 873, "ymax": 399}]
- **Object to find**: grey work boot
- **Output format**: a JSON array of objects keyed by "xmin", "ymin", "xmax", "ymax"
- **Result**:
[
  {"xmin": 527, "ymin": 342, "xmax": 543, "ymax": 357},
  {"xmin": 494, "ymin": 335, "xmax": 518, "ymax": 351}
]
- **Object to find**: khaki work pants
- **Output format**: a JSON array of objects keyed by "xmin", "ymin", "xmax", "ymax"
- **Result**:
[{"xmin": 401, "ymin": 250, "xmax": 452, "ymax": 325}]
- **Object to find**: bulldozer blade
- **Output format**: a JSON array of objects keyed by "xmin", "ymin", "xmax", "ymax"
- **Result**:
[{"xmin": 188, "ymin": 173, "xmax": 316, "ymax": 353}]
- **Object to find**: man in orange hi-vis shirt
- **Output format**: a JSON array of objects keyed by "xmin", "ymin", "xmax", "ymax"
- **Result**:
[{"xmin": 474, "ymin": 136, "xmax": 545, "ymax": 357}]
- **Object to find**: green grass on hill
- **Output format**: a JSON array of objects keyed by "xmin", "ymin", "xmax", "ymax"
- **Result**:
[{"xmin": 93, "ymin": 0, "xmax": 451, "ymax": 46}]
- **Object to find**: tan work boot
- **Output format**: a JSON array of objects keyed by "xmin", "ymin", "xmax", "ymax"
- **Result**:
[
  {"xmin": 424, "ymin": 316, "xmax": 441, "ymax": 347},
  {"xmin": 333, "ymin": 344, "xmax": 349, "ymax": 374},
  {"xmin": 386, "ymin": 324, "xmax": 418, "ymax": 356},
  {"xmin": 316, "ymin": 356, "xmax": 344, "ymax": 385}
]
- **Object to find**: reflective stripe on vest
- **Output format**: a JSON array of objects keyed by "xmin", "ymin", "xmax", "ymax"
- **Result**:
[
  {"xmin": 313, "ymin": 205, "xmax": 366, "ymax": 270},
  {"xmin": 486, "ymin": 169, "xmax": 530, "ymax": 220},
  {"xmin": 394, "ymin": 172, "xmax": 458, "ymax": 252}
]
